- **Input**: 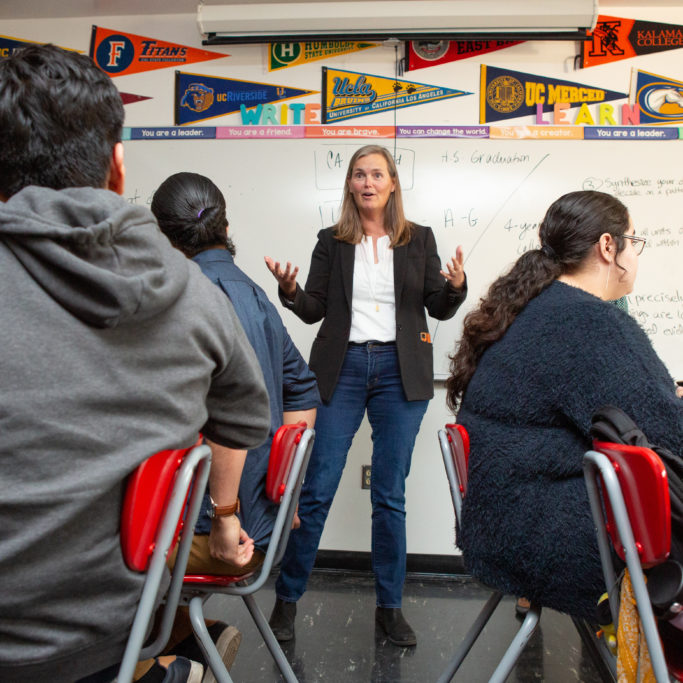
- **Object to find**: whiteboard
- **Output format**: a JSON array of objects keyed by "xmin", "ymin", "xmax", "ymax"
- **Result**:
[{"xmin": 123, "ymin": 137, "xmax": 683, "ymax": 381}]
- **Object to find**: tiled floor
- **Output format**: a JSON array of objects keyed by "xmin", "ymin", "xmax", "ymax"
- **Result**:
[{"xmin": 201, "ymin": 570, "xmax": 611, "ymax": 682}]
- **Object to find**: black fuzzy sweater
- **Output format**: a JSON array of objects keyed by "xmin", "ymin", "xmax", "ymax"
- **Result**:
[{"xmin": 458, "ymin": 280, "xmax": 683, "ymax": 619}]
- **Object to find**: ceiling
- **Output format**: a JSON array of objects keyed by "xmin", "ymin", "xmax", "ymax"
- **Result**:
[{"xmin": 2, "ymin": 0, "xmax": 682, "ymax": 20}]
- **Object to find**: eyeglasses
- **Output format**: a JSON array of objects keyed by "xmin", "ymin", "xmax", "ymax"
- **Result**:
[{"xmin": 621, "ymin": 234, "xmax": 647, "ymax": 255}]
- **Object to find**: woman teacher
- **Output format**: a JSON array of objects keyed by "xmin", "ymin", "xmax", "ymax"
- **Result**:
[{"xmin": 265, "ymin": 144, "xmax": 467, "ymax": 646}]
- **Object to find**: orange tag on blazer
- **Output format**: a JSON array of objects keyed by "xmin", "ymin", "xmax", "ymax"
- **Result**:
[{"xmin": 420, "ymin": 332, "xmax": 431, "ymax": 343}]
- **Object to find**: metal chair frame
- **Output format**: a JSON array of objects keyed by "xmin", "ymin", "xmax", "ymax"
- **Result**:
[
  {"xmin": 117, "ymin": 442, "xmax": 212, "ymax": 683},
  {"xmin": 437, "ymin": 425, "xmax": 541, "ymax": 683},
  {"xmin": 181, "ymin": 425, "xmax": 315, "ymax": 683},
  {"xmin": 584, "ymin": 443, "xmax": 673, "ymax": 682}
]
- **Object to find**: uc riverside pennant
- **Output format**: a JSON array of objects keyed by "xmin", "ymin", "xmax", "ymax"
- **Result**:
[
  {"xmin": 269, "ymin": 41, "xmax": 378, "ymax": 71},
  {"xmin": 90, "ymin": 26, "xmax": 226, "ymax": 77},
  {"xmin": 175, "ymin": 72, "xmax": 317, "ymax": 125},
  {"xmin": 582, "ymin": 15, "xmax": 683, "ymax": 68},
  {"xmin": 322, "ymin": 67, "xmax": 470, "ymax": 123},
  {"xmin": 406, "ymin": 39, "xmax": 522, "ymax": 71},
  {"xmin": 631, "ymin": 69, "xmax": 683, "ymax": 125},
  {"xmin": 481, "ymin": 65, "xmax": 627, "ymax": 124}
]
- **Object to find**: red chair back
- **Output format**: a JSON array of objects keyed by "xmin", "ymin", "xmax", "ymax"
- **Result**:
[
  {"xmin": 184, "ymin": 422, "xmax": 312, "ymax": 589},
  {"xmin": 593, "ymin": 440, "xmax": 671, "ymax": 568},
  {"xmin": 266, "ymin": 421, "xmax": 307, "ymax": 504},
  {"xmin": 121, "ymin": 437, "xmax": 202, "ymax": 572},
  {"xmin": 445, "ymin": 424, "xmax": 470, "ymax": 498}
]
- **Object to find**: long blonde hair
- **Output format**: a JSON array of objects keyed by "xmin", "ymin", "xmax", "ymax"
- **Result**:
[{"xmin": 333, "ymin": 145, "xmax": 413, "ymax": 247}]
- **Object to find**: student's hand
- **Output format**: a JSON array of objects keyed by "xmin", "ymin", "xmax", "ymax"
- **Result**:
[
  {"xmin": 265, "ymin": 256, "xmax": 298, "ymax": 300},
  {"xmin": 208, "ymin": 515, "xmax": 255, "ymax": 567},
  {"xmin": 676, "ymin": 385, "xmax": 683, "ymax": 399},
  {"xmin": 441, "ymin": 245, "xmax": 465, "ymax": 290}
]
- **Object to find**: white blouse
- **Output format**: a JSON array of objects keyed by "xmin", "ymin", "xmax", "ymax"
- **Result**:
[{"xmin": 349, "ymin": 235, "xmax": 396, "ymax": 343}]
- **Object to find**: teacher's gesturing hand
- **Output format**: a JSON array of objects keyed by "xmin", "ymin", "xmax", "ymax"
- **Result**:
[
  {"xmin": 441, "ymin": 245, "xmax": 466, "ymax": 290},
  {"xmin": 264, "ymin": 256, "xmax": 299, "ymax": 300}
]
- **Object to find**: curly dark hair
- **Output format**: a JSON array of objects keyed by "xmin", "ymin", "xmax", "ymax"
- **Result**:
[
  {"xmin": 151, "ymin": 172, "xmax": 235, "ymax": 258},
  {"xmin": 0, "ymin": 44, "xmax": 124, "ymax": 197},
  {"xmin": 446, "ymin": 190, "xmax": 630, "ymax": 412}
]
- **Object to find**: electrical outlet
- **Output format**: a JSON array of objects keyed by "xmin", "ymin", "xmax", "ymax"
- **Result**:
[{"xmin": 362, "ymin": 465, "xmax": 371, "ymax": 489}]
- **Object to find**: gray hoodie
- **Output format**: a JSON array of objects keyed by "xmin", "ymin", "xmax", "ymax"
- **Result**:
[{"xmin": 0, "ymin": 186, "xmax": 270, "ymax": 681}]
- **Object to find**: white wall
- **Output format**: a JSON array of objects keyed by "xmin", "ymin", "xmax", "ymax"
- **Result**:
[{"xmin": 3, "ymin": 2, "xmax": 682, "ymax": 557}]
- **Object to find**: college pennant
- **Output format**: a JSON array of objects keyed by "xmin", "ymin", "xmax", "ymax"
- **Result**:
[
  {"xmin": 89, "ymin": 26, "xmax": 226, "ymax": 77},
  {"xmin": 175, "ymin": 71, "xmax": 317, "ymax": 125},
  {"xmin": 1, "ymin": 34, "xmax": 78, "ymax": 58},
  {"xmin": 405, "ymin": 39, "xmax": 522, "ymax": 71},
  {"xmin": 0, "ymin": 36, "xmax": 151, "ymax": 105},
  {"xmin": 269, "ymin": 41, "xmax": 379, "ymax": 71},
  {"xmin": 120, "ymin": 92, "xmax": 152, "ymax": 105},
  {"xmin": 631, "ymin": 69, "xmax": 683, "ymax": 125},
  {"xmin": 322, "ymin": 67, "xmax": 470, "ymax": 123},
  {"xmin": 581, "ymin": 15, "xmax": 683, "ymax": 68},
  {"xmin": 480, "ymin": 65, "xmax": 627, "ymax": 124}
]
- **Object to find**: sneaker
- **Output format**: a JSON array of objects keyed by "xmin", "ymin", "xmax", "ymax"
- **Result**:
[
  {"xmin": 375, "ymin": 607, "xmax": 417, "ymax": 647},
  {"xmin": 268, "ymin": 598, "xmax": 297, "ymax": 642},
  {"xmin": 136, "ymin": 656, "xmax": 203, "ymax": 683},
  {"xmin": 168, "ymin": 622, "xmax": 241, "ymax": 683}
]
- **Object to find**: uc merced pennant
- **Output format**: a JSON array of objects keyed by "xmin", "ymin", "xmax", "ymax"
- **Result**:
[
  {"xmin": 322, "ymin": 67, "xmax": 471, "ymax": 123},
  {"xmin": 481, "ymin": 65, "xmax": 627, "ymax": 123}
]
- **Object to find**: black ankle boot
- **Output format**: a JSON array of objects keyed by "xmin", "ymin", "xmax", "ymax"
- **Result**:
[
  {"xmin": 375, "ymin": 607, "xmax": 417, "ymax": 646},
  {"xmin": 269, "ymin": 598, "xmax": 297, "ymax": 642}
]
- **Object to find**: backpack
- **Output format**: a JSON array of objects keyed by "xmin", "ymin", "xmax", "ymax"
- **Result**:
[{"xmin": 590, "ymin": 405, "xmax": 683, "ymax": 564}]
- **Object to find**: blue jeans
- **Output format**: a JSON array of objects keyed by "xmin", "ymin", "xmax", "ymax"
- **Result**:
[{"xmin": 275, "ymin": 342, "xmax": 429, "ymax": 608}]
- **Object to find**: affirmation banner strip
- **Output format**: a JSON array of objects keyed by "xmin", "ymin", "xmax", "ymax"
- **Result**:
[
  {"xmin": 122, "ymin": 126, "xmax": 682, "ymax": 141},
  {"xmin": 584, "ymin": 126, "xmax": 679, "ymax": 139},
  {"xmin": 489, "ymin": 126, "xmax": 585, "ymax": 140},
  {"xmin": 397, "ymin": 125, "xmax": 489, "ymax": 138},
  {"xmin": 305, "ymin": 125, "xmax": 395, "ymax": 138}
]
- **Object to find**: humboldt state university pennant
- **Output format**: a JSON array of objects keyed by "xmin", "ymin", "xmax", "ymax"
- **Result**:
[{"xmin": 269, "ymin": 41, "xmax": 379, "ymax": 71}]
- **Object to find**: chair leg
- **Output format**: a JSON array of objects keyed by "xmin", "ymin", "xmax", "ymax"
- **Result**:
[
  {"xmin": 242, "ymin": 594, "xmax": 298, "ymax": 683},
  {"xmin": 436, "ymin": 591, "xmax": 505, "ymax": 683},
  {"xmin": 188, "ymin": 596, "xmax": 234, "ymax": 683},
  {"xmin": 488, "ymin": 603, "xmax": 541, "ymax": 683}
]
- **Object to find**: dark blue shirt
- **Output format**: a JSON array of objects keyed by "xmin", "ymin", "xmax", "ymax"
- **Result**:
[{"xmin": 193, "ymin": 248, "xmax": 320, "ymax": 548}]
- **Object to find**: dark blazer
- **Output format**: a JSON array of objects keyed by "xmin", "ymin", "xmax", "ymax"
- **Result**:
[{"xmin": 280, "ymin": 225, "xmax": 466, "ymax": 402}]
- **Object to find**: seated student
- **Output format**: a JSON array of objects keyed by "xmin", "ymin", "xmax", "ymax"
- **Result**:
[
  {"xmin": 151, "ymin": 172, "xmax": 320, "ymax": 573},
  {"xmin": 446, "ymin": 190, "xmax": 683, "ymax": 620},
  {"xmin": 0, "ymin": 45, "xmax": 270, "ymax": 683}
]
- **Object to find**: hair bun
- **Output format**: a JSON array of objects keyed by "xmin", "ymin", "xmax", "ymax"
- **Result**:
[{"xmin": 540, "ymin": 244, "xmax": 557, "ymax": 260}]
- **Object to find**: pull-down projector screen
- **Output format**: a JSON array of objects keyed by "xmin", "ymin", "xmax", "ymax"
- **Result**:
[{"xmin": 198, "ymin": 0, "xmax": 599, "ymax": 44}]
